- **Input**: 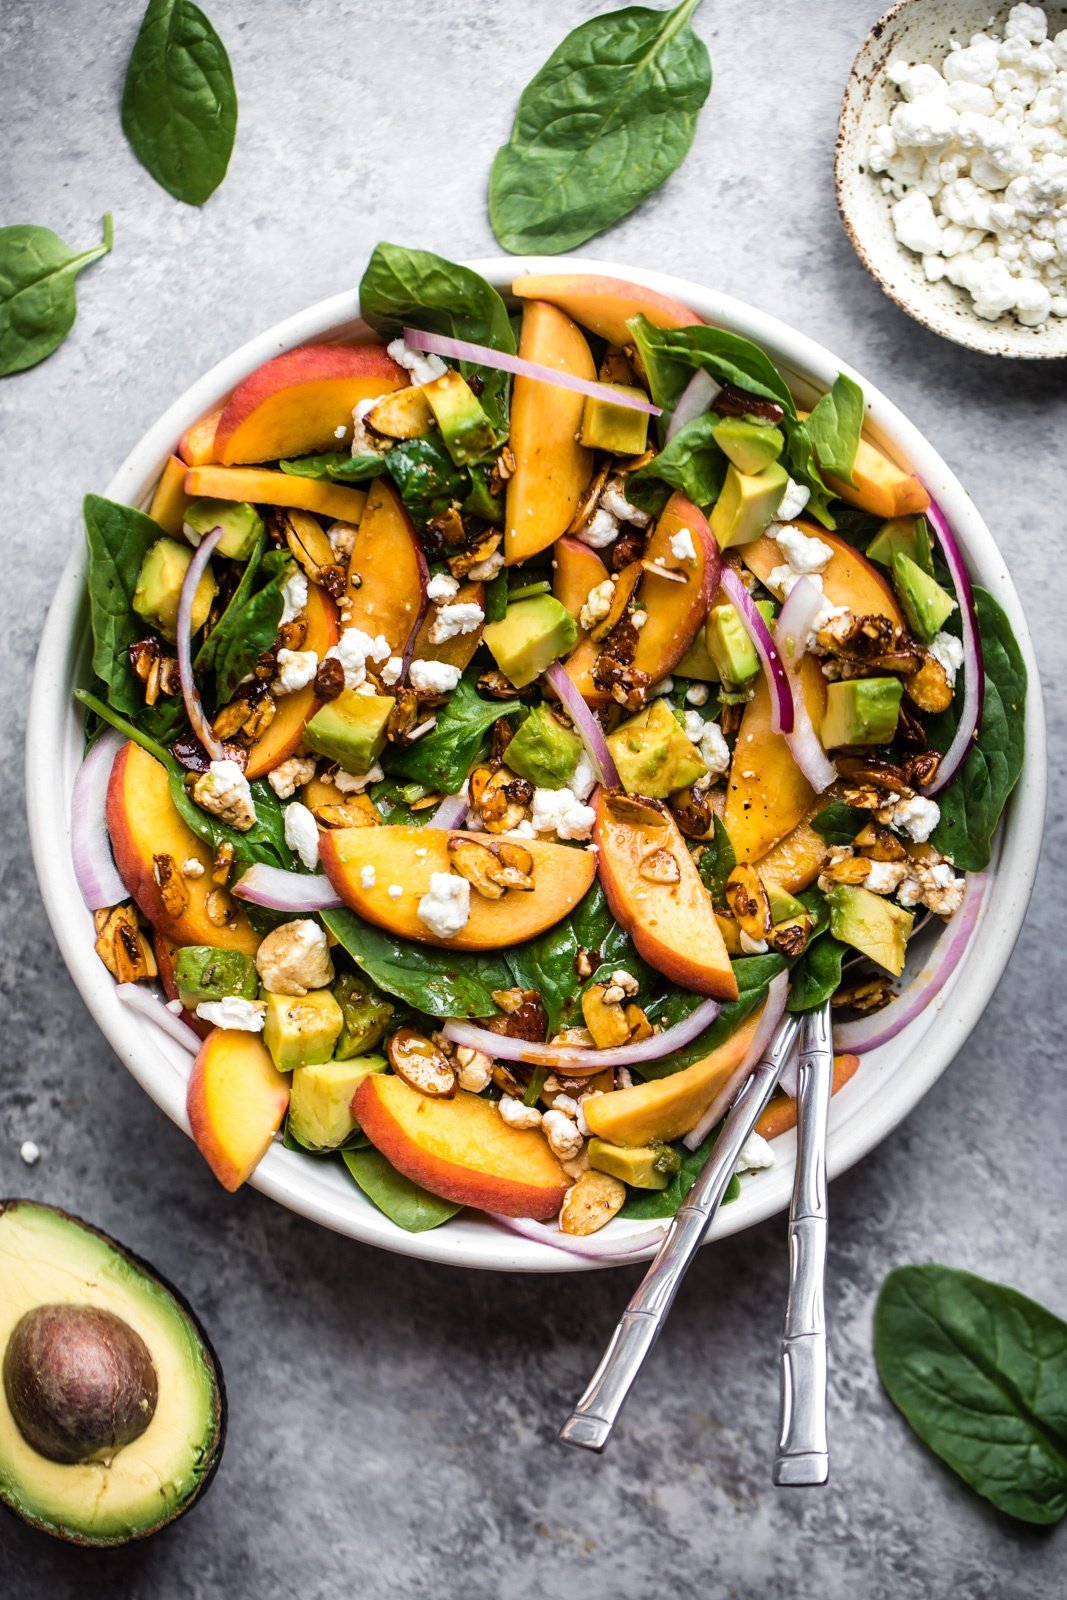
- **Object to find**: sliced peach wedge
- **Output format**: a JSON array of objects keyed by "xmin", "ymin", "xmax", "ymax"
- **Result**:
[
  {"xmin": 245, "ymin": 582, "xmax": 340, "ymax": 780},
  {"xmin": 320, "ymin": 827, "xmax": 596, "ymax": 951},
  {"xmin": 214, "ymin": 343, "xmax": 406, "ymax": 465},
  {"xmin": 345, "ymin": 479, "xmax": 428, "ymax": 655},
  {"xmin": 631, "ymin": 493, "xmax": 719, "ymax": 682},
  {"xmin": 797, "ymin": 412, "xmax": 928, "ymax": 520},
  {"xmin": 594, "ymin": 790, "xmax": 738, "ymax": 1001},
  {"xmin": 185, "ymin": 465, "xmax": 369, "ymax": 525},
  {"xmin": 512, "ymin": 273, "xmax": 702, "ymax": 347},
  {"xmin": 409, "ymin": 580, "xmax": 485, "ymax": 672},
  {"xmin": 187, "ymin": 1029, "xmax": 290, "ymax": 1191},
  {"xmin": 355, "ymin": 1076, "xmax": 569, "ymax": 1220},
  {"xmin": 742, "ymin": 525, "xmax": 903, "ymax": 626},
  {"xmin": 506, "ymin": 300, "xmax": 595, "ymax": 565},
  {"xmin": 148, "ymin": 455, "xmax": 192, "ymax": 535},
  {"xmin": 553, "ymin": 536, "xmax": 610, "ymax": 622},
  {"xmin": 723, "ymin": 654, "xmax": 828, "ymax": 864},
  {"xmin": 178, "ymin": 406, "xmax": 224, "ymax": 467}
]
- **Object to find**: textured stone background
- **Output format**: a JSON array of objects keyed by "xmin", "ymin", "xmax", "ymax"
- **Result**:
[{"xmin": 1, "ymin": 1, "xmax": 1064, "ymax": 1594}]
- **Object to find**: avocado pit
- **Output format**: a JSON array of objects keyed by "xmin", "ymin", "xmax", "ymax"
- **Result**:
[{"xmin": 3, "ymin": 1304, "xmax": 158, "ymax": 1465}]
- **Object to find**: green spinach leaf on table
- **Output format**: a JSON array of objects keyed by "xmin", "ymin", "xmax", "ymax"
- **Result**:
[
  {"xmin": 84, "ymin": 494, "xmax": 166, "ymax": 716},
  {"xmin": 627, "ymin": 412, "xmax": 726, "ymax": 513},
  {"xmin": 489, "ymin": 0, "xmax": 711, "ymax": 255},
  {"xmin": 620, "ymin": 1126, "xmax": 740, "ymax": 1219},
  {"xmin": 323, "ymin": 908, "xmax": 512, "ymax": 1018},
  {"xmin": 875, "ymin": 1264, "xmax": 1067, "ymax": 1525},
  {"xmin": 386, "ymin": 677, "xmax": 521, "ymax": 794},
  {"xmin": 342, "ymin": 1146, "xmax": 461, "ymax": 1232},
  {"xmin": 0, "ymin": 215, "xmax": 112, "ymax": 377},
  {"xmin": 122, "ymin": 0, "xmax": 237, "ymax": 206}
]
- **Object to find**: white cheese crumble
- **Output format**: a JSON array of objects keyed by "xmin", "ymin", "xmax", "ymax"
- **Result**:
[
  {"xmin": 326, "ymin": 521, "xmax": 358, "ymax": 562},
  {"xmin": 776, "ymin": 477, "xmax": 811, "ymax": 522},
  {"xmin": 255, "ymin": 919, "xmax": 334, "ymax": 996},
  {"xmin": 386, "ymin": 335, "xmax": 448, "ymax": 387},
  {"xmin": 333, "ymin": 761, "xmax": 383, "ymax": 794},
  {"xmin": 387, "ymin": 884, "xmax": 403, "ymax": 899},
  {"xmin": 196, "ymin": 996, "xmax": 267, "ymax": 1032},
  {"xmin": 360, "ymin": 864, "xmax": 377, "ymax": 888},
  {"xmin": 733, "ymin": 1131, "xmax": 776, "ymax": 1175},
  {"xmin": 323, "ymin": 627, "xmax": 392, "ymax": 690},
  {"xmin": 429, "ymin": 601, "xmax": 485, "ymax": 644},
  {"xmin": 579, "ymin": 577, "xmax": 615, "ymax": 633},
  {"xmin": 182, "ymin": 856, "xmax": 206, "ymax": 878},
  {"xmin": 569, "ymin": 751, "xmax": 597, "ymax": 802},
  {"xmin": 887, "ymin": 793, "xmax": 941, "ymax": 842},
  {"xmin": 351, "ymin": 397, "xmax": 387, "ymax": 458},
  {"xmin": 685, "ymin": 682, "xmax": 710, "ymax": 705},
  {"xmin": 381, "ymin": 655, "xmax": 403, "ymax": 687},
  {"xmin": 772, "ymin": 522, "xmax": 835, "ymax": 574},
  {"xmin": 193, "ymin": 760, "xmax": 256, "ymax": 831},
  {"xmin": 669, "ymin": 527, "xmax": 698, "ymax": 564},
  {"xmin": 650, "ymin": 676, "xmax": 674, "ymax": 698},
  {"xmin": 684, "ymin": 712, "xmax": 731, "ymax": 777},
  {"xmin": 283, "ymin": 801, "xmax": 320, "ymax": 871},
  {"xmin": 498, "ymin": 1097, "xmax": 543, "ymax": 1130},
  {"xmin": 408, "ymin": 658, "xmax": 462, "ymax": 694},
  {"xmin": 280, "ymin": 570, "xmax": 308, "ymax": 625},
  {"xmin": 542, "ymin": 1108, "xmax": 585, "ymax": 1161},
  {"xmin": 576, "ymin": 506, "xmax": 619, "ymax": 550},
  {"xmin": 467, "ymin": 549, "xmax": 505, "ymax": 581},
  {"xmin": 268, "ymin": 754, "xmax": 317, "ymax": 799},
  {"xmin": 273, "ymin": 648, "xmax": 318, "ymax": 695},
  {"xmin": 929, "ymin": 629, "xmax": 966, "ymax": 686},
  {"xmin": 427, "ymin": 571, "xmax": 460, "ymax": 603},
  {"xmin": 417, "ymin": 872, "xmax": 471, "ymax": 938},
  {"xmin": 601, "ymin": 477, "xmax": 652, "ymax": 527},
  {"xmin": 739, "ymin": 930, "xmax": 769, "ymax": 954},
  {"xmin": 530, "ymin": 786, "xmax": 597, "ymax": 841}
]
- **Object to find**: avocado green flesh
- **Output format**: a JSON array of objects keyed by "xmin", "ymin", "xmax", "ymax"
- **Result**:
[
  {"xmin": 710, "ymin": 416, "xmax": 784, "ymax": 475},
  {"xmin": 892, "ymin": 552, "xmax": 956, "ymax": 645},
  {"xmin": 182, "ymin": 499, "xmax": 263, "ymax": 562},
  {"xmin": 505, "ymin": 705, "xmax": 581, "ymax": 789},
  {"xmin": 579, "ymin": 387, "xmax": 649, "ymax": 455},
  {"xmin": 606, "ymin": 698, "xmax": 706, "ymax": 799},
  {"xmin": 821, "ymin": 677, "xmax": 902, "ymax": 748},
  {"xmin": 826, "ymin": 884, "xmax": 913, "ymax": 977},
  {"xmin": 0, "ymin": 1202, "xmax": 222, "ymax": 1546},
  {"xmin": 288, "ymin": 1056, "xmax": 386, "ymax": 1151},
  {"xmin": 424, "ymin": 370, "xmax": 496, "ymax": 466},
  {"xmin": 304, "ymin": 691, "xmax": 395, "ymax": 774},
  {"xmin": 133, "ymin": 538, "xmax": 215, "ymax": 643},
  {"xmin": 483, "ymin": 596, "xmax": 577, "ymax": 689}
]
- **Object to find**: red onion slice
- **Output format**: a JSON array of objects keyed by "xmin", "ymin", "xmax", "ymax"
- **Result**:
[
  {"xmin": 666, "ymin": 369, "xmax": 721, "ymax": 442},
  {"xmin": 115, "ymin": 982, "xmax": 203, "ymax": 1054},
  {"xmin": 543, "ymin": 661, "xmax": 619, "ymax": 787},
  {"xmin": 177, "ymin": 524, "xmax": 226, "ymax": 761},
  {"xmin": 402, "ymin": 327, "xmax": 661, "ymax": 415},
  {"xmin": 491, "ymin": 1214, "xmax": 666, "ymax": 1262},
  {"xmin": 233, "ymin": 863, "xmax": 342, "ymax": 912},
  {"xmin": 833, "ymin": 873, "xmax": 987, "ymax": 1053},
  {"xmin": 920, "ymin": 497, "xmax": 985, "ymax": 796},
  {"xmin": 773, "ymin": 577, "xmax": 836, "ymax": 793},
  {"xmin": 443, "ymin": 997, "xmax": 723, "ymax": 1076},
  {"xmin": 719, "ymin": 566, "xmax": 794, "ymax": 734},
  {"xmin": 425, "ymin": 792, "xmax": 469, "ymax": 830},
  {"xmin": 71, "ymin": 728, "xmax": 127, "ymax": 909},
  {"xmin": 683, "ymin": 972, "xmax": 791, "ymax": 1150}
]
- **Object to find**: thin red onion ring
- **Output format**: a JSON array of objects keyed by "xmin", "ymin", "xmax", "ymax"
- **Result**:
[
  {"xmin": 719, "ymin": 565, "xmax": 794, "ymax": 734},
  {"xmin": 402, "ymin": 327, "xmax": 661, "ymax": 415},
  {"xmin": 774, "ymin": 577, "xmax": 837, "ymax": 793},
  {"xmin": 115, "ymin": 983, "xmax": 203, "ymax": 1054},
  {"xmin": 833, "ymin": 873, "xmax": 987, "ymax": 1053},
  {"xmin": 683, "ymin": 972, "xmax": 791, "ymax": 1150},
  {"xmin": 443, "ymin": 997, "xmax": 723, "ymax": 1076},
  {"xmin": 233, "ymin": 863, "xmax": 342, "ymax": 911},
  {"xmin": 177, "ymin": 524, "xmax": 226, "ymax": 760},
  {"xmin": 491, "ymin": 1214, "xmax": 666, "ymax": 1262},
  {"xmin": 425, "ymin": 792, "xmax": 469, "ymax": 830},
  {"xmin": 921, "ymin": 497, "xmax": 985, "ymax": 796},
  {"xmin": 666, "ymin": 369, "xmax": 720, "ymax": 442},
  {"xmin": 71, "ymin": 729, "xmax": 127, "ymax": 909},
  {"xmin": 543, "ymin": 661, "xmax": 619, "ymax": 787}
]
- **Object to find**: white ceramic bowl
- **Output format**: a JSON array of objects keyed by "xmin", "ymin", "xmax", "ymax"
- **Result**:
[
  {"xmin": 27, "ymin": 258, "xmax": 1046, "ymax": 1272},
  {"xmin": 836, "ymin": 0, "xmax": 1067, "ymax": 359}
]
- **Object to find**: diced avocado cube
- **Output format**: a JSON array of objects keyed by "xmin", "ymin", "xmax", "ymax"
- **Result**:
[
  {"xmin": 422, "ymin": 369, "xmax": 496, "ymax": 466},
  {"xmin": 132, "ymin": 537, "xmax": 217, "ymax": 642},
  {"xmin": 767, "ymin": 886, "xmax": 807, "ymax": 925},
  {"xmin": 674, "ymin": 629, "xmax": 721, "ymax": 682},
  {"xmin": 826, "ymin": 883, "xmax": 913, "ymax": 977},
  {"xmin": 866, "ymin": 515, "xmax": 933, "ymax": 575},
  {"xmin": 304, "ymin": 691, "xmax": 395, "ymax": 774},
  {"xmin": 174, "ymin": 946, "xmax": 259, "ymax": 1010},
  {"xmin": 821, "ymin": 677, "xmax": 902, "ymax": 749},
  {"xmin": 579, "ymin": 385, "xmax": 650, "ymax": 455},
  {"xmin": 482, "ymin": 595, "xmax": 577, "ymax": 689},
  {"xmin": 606, "ymin": 697, "xmax": 707, "ymax": 799},
  {"xmin": 333, "ymin": 973, "xmax": 393, "ymax": 1059},
  {"xmin": 892, "ymin": 552, "xmax": 956, "ymax": 645},
  {"xmin": 705, "ymin": 600, "xmax": 775, "ymax": 687},
  {"xmin": 505, "ymin": 705, "xmax": 581, "ymax": 789},
  {"xmin": 588, "ymin": 1137, "xmax": 681, "ymax": 1191},
  {"xmin": 709, "ymin": 462, "xmax": 789, "ymax": 550},
  {"xmin": 183, "ymin": 498, "xmax": 264, "ymax": 562},
  {"xmin": 287, "ymin": 1055, "xmax": 387, "ymax": 1152},
  {"xmin": 710, "ymin": 417, "xmax": 784, "ymax": 475},
  {"xmin": 263, "ymin": 990, "xmax": 343, "ymax": 1072}
]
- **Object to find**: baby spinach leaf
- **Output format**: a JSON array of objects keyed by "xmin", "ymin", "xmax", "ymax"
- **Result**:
[
  {"xmin": 929, "ymin": 587, "xmax": 1026, "ymax": 872},
  {"xmin": 210, "ymin": 558, "xmax": 291, "ymax": 704},
  {"xmin": 620, "ymin": 1127, "xmax": 740, "ymax": 1219},
  {"xmin": 195, "ymin": 530, "xmax": 265, "ymax": 677},
  {"xmin": 342, "ymin": 1147, "xmax": 461, "ymax": 1232},
  {"xmin": 0, "ymin": 215, "xmax": 112, "ymax": 377},
  {"xmin": 875, "ymin": 1265, "xmax": 1067, "ymax": 1525},
  {"xmin": 383, "ymin": 435, "xmax": 469, "ymax": 530},
  {"xmin": 506, "ymin": 882, "xmax": 648, "ymax": 1036},
  {"xmin": 639, "ymin": 953, "xmax": 789, "ymax": 1078},
  {"xmin": 787, "ymin": 933, "xmax": 847, "ymax": 1013},
  {"xmin": 386, "ymin": 677, "xmax": 520, "ymax": 793},
  {"xmin": 121, "ymin": 0, "xmax": 237, "ymax": 206},
  {"xmin": 628, "ymin": 316, "xmax": 797, "ymax": 422},
  {"xmin": 280, "ymin": 452, "xmax": 387, "ymax": 483},
  {"xmin": 627, "ymin": 412, "xmax": 726, "ymax": 511},
  {"xmin": 695, "ymin": 814, "xmax": 736, "ymax": 911},
  {"xmin": 803, "ymin": 373, "xmax": 864, "ymax": 486},
  {"xmin": 485, "ymin": 571, "xmax": 509, "ymax": 623},
  {"xmin": 83, "ymin": 493, "xmax": 165, "ymax": 715},
  {"xmin": 784, "ymin": 419, "xmax": 836, "ymax": 529},
  {"xmin": 489, "ymin": 0, "xmax": 711, "ymax": 255},
  {"xmin": 323, "ymin": 909, "xmax": 512, "ymax": 1018},
  {"xmin": 810, "ymin": 801, "xmax": 868, "ymax": 845}
]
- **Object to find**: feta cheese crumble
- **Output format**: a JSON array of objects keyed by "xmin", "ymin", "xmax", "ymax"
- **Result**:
[
  {"xmin": 428, "ymin": 601, "xmax": 484, "ymax": 644},
  {"xmin": 192, "ymin": 760, "xmax": 257, "ymax": 831},
  {"xmin": 884, "ymin": 793, "xmax": 941, "ymax": 843},
  {"xmin": 733, "ymin": 1131, "xmax": 776, "ymax": 1175},
  {"xmin": 268, "ymin": 754, "xmax": 317, "ymax": 799},
  {"xmin": 579, "ymin": 577, "xmax": 615, "ymax": 633},
  {"xmin": 408, "ymin": 658, "xmax": 462, "ymax": 694},
  {"xmin": 426, "ymin": 571, "xmax": 460, "ymax": 603},
  {"xmin": 280, "ymin": 570, "xmax": 308, "ymax": 625},
  {"xmin": 772, "ymin": 522, "xmax": 834, "ymax": 574},
  {"xmin": 360, "ymin": 864, "xmax": 377, "ymax": 888},
  {"xmin": 929, "ymin": 629, "xmax": 966, "ymax": 686},
  {"xmin": 273, "ymin": 648, "xmax": 319, "ymax": 695},
  {"xmin": 283, "ymin": 801, "xmax": 320, "ymax": 871},
  {"xmin": 417, "ymin": 872, "xmax": 471, "ymax": 938},
  {"xmin": 255, "ymin": 919, "xmax": 334, "ymax": 996},
  {"xmin": 195, "ymin": 996, "xmax": 267, "ymax": 1032},
  {"xmin": 776, "ymin": 477, "xmax": 811, "ymax": 522},
  {"xmin": 323, "ymin": 627, "xmax": 391, "ymax": 690},
  {"xmin": 386, "ymin": 335, "xmax": 448, "ymax": 387},
  {"xmin": 530, "ymin": 786, "xmax": 597, "ymax": 840},
  {"xmin": 669, "ymin": 527, "xmax": 698, "ymax": 564}
]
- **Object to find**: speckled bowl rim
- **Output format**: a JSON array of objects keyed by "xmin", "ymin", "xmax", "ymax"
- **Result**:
[{"xmin": 27, "ymin": 257, "xmax": 1046, "ymax": 1272}]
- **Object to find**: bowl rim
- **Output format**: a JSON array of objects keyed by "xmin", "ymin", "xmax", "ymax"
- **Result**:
[{"xmin": 26, "ymin": 254, "xmax": 1047, "ymax": 1273}]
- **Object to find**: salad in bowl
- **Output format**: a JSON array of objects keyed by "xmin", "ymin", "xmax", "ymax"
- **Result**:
[{"xmin": 64, "ymin": 243, "xmax": 1028, "ymax": 1261}]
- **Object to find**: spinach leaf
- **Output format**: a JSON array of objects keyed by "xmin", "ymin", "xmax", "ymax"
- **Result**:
[
  {"xmin": 463, "ymin": 464, "xmax": 504, "ymax": 523},
  {"xmin": 359, "ymin": 243, "xmax": 514, "ymax": 436},
  {"xmin": 385, "ymin": 436, "xmax": 469, "ymax": 529},
  {"xmin": 83, "ymin": 494, "xmax": 165, "ymax": 715},
  {"xmin": 489, "ymin": 0, "xmax": 711, "ymax": 255},
  {"xmin": 121, "ymin": 0, "xmax": 237, "ymax": 206},
  {"xmin": 787, "ymin": 934, "xmax": 847, "ymax": 1013},
  {"xmin": 696, "ymin": 815, "xmax": 735, "ymax": 911},
  {"xmin": 929, "ymin": 587, "xmax": 1027, "ymax": 872},
  {"xmin": 627, "ymin": 412, "xmax": 726, "ymax": 511},
  {"xmin": 342, "ymin": 1147, "xmax": 461, "ymax": 1232},
  {"xmin": 810, "ymin": 801, "xmax": 868, "ymax": 845},
  {"xmin": 620, "ymin": 1127, "xmax": 740, "ymax": 1219},
  {"xmin": 75, "ymin": 689, "xmax": 173, "ymax": 766},
  {"xmin": 485, "ymin": 571, "xmax": 509, "ymax": 623},
  {"xmin": 784, "ymin": 419, "xmax": 836, "ymax": 530},
  {"xmin": 210, "ymin": 558, "xmax": 291, "ymax": 704},
  {"xmin": 628, "ymin": 315, "xmax": 796, "ymax": 422},
  {"xmin": 280, "ymin": 452, "xmax": 386, "ymax": 483},
  {"xmin": 0, "ymin": 215, "xmax": 112, "ymax": 377},
  {"xmin": 386, "ymin": 677, "xmax": 520, "ymax": 793},
  {"xmin": 323, "ymin": 908, "xmax": 512, "ymax": 1018},
  {"xmin": 875, "ymin": 1265, "xmax": 1067, "ymax": 1525},
  {"xmin": 640, "ymin": 953, "xmax": 789, "ymax": 1078},
  {"xmin": 803, "ymin": 373, "xmax": 864, "ymax": 486},
  {"xmin": 506, "ymin": 882, "xmax": 647, "ymax": 1035},
  {"xmin": 195, "ymin": 530, "xmax": 265, "ymax": 677},
  {"xmin": 168, "ymin": 766, "xmax": 293, "ymax": 872}
]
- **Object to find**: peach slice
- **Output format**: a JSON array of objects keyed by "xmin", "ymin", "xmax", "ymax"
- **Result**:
[
  {"xmin": 148, "ymin": 455, "xmax": 193, "ymax": 536},
  {"xmin": 506, "ymin": 301, "xmax": 595, "ymax": 565},
  {"xmin": 632, "ymin": 494, "xmax": 718, "ymax": 682},
  {"xmin": 186, "ymin": 1029, "xmax": 290, "ymax": 1191},
  {"xmin": 354, "ymin": 1076, "xmax": 569, "ymax": 1220},
  {"xmin": 245, "ymin": 582, "xmax": 340, "ymax": 779},
  {"xmin": 756, "ymin": 1054, "xmax": 860, "ymax": 1140},
  {"xmin": 409, "ymin": 580, "xmax": 485, "ymax": 671},
  {"xmin": 177, "ymin": 407, "xmax": 224, "ymax": 467},
  {"xmin": 344, "ymin": 478, "xmax": 429, "ymax": 656},
  {"xmin": 184, "ymin": 465, "xmax": 368, "ymax": 525},
  {"xmin": 214, "ymin": 344, "xmax": 406, "ymax": 465},
  {"xmin": 594, "ymin": 790, "xmax": 738, "ymax": 1001},
  {"xmin": 562, "ymin": 634, "xmax": 611, "ymax": 709},
  {"xmin": 107, "ymin": 742, "xmax": 259, "ymax": 954},
  {"xmin": 553, "ymin": 536, "xmax": 609, "ymax": 621},
  {"xmin": 754, "ymin": 812, "xmax": 830, "ymax": 893},
  {"xmin": 742, "ymin": 525, "xmax": 903, "ymax": 626},
  {"xmin": 319, "ymin": 826, "xmax": 596, "ymax": 951},
  {"xmin": 512, "ymin": 273, "xmax": 701, "ymax": 347},
  {"xmin": 723, "ymin": 654, "xmax": 828, "ymax": 864},
  {"xmin": 797, "ymin": 412, "xmax": 928, "ymax": 520},
  {"xmin": 583, "ymin": 1007, "xmax": 763, "ymax": 1147}
]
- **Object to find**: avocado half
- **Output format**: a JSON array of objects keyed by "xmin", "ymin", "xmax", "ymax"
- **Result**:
[{"xmin": 0, "ymin": 1200, "xmax": 225, "ymax": 1546}]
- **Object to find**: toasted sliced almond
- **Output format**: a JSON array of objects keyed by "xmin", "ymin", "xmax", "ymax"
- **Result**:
[
  {"xmin": 387, "ymin": 1028, "xmax": 456, "ymax": 1098},
  {"xmin": 725, "ymin": 864, "xmax": 772, "ymax": 939},
  {"xmin": 93, "ymin": 904, "xmax": 157, "ymax": 984},
  {"xmin": 367, "ymin": 386, "xmax": 433, "ymax": 439},
  {"xmin": 639, "ymin": 846, "xmax": 681, "ymax": 885},
  {"xmin": 152, "ymin": 853, "xmax": 189, "ymax": 919},
  {"xmin": 559, "ymin": 1171, "xmax": 626, "ymax": 1237}
]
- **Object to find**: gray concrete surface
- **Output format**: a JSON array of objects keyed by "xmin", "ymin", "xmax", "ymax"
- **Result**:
[{"xmin": 1, "ymin": 1, "xmax": 1064, "ymax": 1595}]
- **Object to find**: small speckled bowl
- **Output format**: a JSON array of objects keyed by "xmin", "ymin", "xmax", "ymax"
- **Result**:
[{"xmin": 836, "ymin": 0, "xmax": 1067, "ymax": 358}]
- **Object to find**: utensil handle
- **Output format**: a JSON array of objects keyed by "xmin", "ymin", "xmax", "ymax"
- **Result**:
[
  {"xmin": 773, "ymin": 1002, "xmax": 832, "ymax": 1486},
  {"xmin": 560, "ymin": 1014, "xmax": 800, "ymax": 1453}
]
